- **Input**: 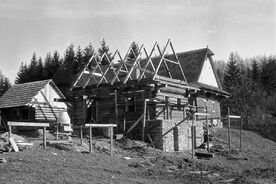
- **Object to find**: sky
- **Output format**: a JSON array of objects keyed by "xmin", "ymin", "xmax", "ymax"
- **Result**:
[{"xmin": 0, "ymin": 0, "xmax": 275, "ymax": 82}]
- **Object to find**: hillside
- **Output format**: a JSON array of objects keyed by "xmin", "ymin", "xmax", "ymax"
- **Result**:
[{"xmin": 0, "ymin": 128, "xmax": 275, "ymax": 184}]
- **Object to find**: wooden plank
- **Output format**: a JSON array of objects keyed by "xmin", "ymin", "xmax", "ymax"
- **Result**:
[
  {"xmin": 85, "ymin": 124, "xmax": 117, "ymax": 128},
  {"xmin": 194, "ymin": 113, "xmax": 209, "ymax": 116},
  {"xmin": 126, "ymin": 113, "xmax": 144, "ymax": 134},
  {"xmin": 228, "ymin": 115, "xmax": 241, "ymax": 119},
  {"xmin": 9, "ymin": 138, "xmax": 19, "ymax": 152},
  {"xmin": 8, "ymin": 122, "xmax": 50, "ymax": 127}
]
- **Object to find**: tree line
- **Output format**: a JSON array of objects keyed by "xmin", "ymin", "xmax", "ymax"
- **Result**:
[
  {"xmin": 0, "ymin": 40, "xmax": 275, "ymax": 130},
  {"xmin": 13, "ymin": 39, "xmax": 139, "ymax": 84},
  {"xmin": 214, "ymin": 52, "xmax": 276, "ymax": 130}
]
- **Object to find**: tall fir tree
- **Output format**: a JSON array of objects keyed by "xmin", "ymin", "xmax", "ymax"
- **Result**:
[
  {"xmin": 83, "ymin": 43, "xmax": 95, "ymax": 68},
  {"xmin": 76, "ymin": 46, "xmax": 84, "ymax": 73},
  {"xmin": 37, "ymin": 57, "xmax": 44, "ymax": 80},
  {"xmin": 251, "ymin": 60, "xmax": 260, "ymax": 83},
  {"xmin": 15, "ymin": 62, "xmax": 28, "ymax": 84},
  {"xmin": 223, "ymin": 52, "xmax": 241, "ymax": 92},
  {"xmin": 50, "ymin": 51, "xmax": 62, "ymax": 76},
  {"xmin": 28, "ymin": 53, "xmax": 38, "ymax": 81},
  {"xmin": 63, "ymin": 44, "xmax": 77, "ymax": 74},
  {"xmin": 127, "ymin": 41, "xmax": 139, "ymax": 63},
  {"xmin": 98, "ymin": 39, "xmax": 112, "ymax": 65},
  {"xmin": 0, "ymin": 71, "xmax": 11, "ymax": 96}
]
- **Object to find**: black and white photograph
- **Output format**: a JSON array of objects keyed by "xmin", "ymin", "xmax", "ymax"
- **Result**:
[{"xmin": 0, "ymin": 0, "xmax": 275, "ymax": 183}]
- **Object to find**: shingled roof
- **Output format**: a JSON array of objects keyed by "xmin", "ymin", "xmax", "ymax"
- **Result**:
[{"xmin": 0, "ymin": 80, "xmax": 62, "ymax": 109}]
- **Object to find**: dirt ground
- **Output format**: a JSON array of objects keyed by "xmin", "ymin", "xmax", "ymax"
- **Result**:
[{"xmin": 0, "ymin": 128, "xmax": 276, "ymax": 184}]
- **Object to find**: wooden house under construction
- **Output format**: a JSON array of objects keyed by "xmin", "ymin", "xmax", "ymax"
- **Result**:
[
  {"xmin": 66, "ymin": 40, "xmax": 229, "ymax": 152},
  {"xmin": 0, "ymin": 80, "xmax": 68, "ymax": 128}
]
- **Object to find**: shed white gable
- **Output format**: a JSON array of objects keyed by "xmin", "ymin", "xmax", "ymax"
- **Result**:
[
  {"xmin": 198, "ymin": 58, "xmax": 218, "ymax": 88},
  {"xmin": 29, "ymin": 83, "xmax": 67, "ymax": 109}
]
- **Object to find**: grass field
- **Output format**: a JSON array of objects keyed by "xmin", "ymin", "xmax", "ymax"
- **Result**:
[{"xmin": 0, "ymin": 128, "xmax": 275, "ymax": 184}]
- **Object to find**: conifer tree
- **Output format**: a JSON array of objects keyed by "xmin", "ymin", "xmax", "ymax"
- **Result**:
[
  {"xmin": 28, "ymin": 53, "xmax": 38, "ymax": 81},
  {"xmin": 83, "ymin": 43, "xmax": 95, "ymax": 68},
  {"xmin": 37, "ymin": 57, "xmax": 44, "ymax": 80},
  {"xmin": 76, "ymin": 46, "xmax": 83, "ymax": 72},
  {"xmin": 0, "ymin": 71, "xmax": 11, "ymax": 96},
  {"xmin": 98, "ymin": 39, "xmax": 112, "ymax": 65},
  {"xmin": 223, "ymin": 52, "xmax": 241, "ymax": 92},
  {"xmin": 15, "ymin": 62, "xmax": 28, "ymax": 84},
  {"xmin": 251, "ymin": 60, "xmax": 260, "ymax": 83},
  {"xmin": 63, "ymin": 44, "xmax": 77, "ymax": 74},
  {"xmin": 127, "ymin": 41, "xmax": 139, "ymax": 63}
]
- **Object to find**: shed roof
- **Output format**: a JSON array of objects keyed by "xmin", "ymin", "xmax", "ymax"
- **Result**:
[{"xmin": 0, "ymin": 79, "xmax": 64, "ymax": 109}]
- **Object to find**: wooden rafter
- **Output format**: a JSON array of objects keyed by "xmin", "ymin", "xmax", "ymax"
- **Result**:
[
  {"xmin": 122, "ymin": 44, "xmax": 144, "ymax": 84},
  {"xmin": 138, "ymin": 42, "xmax": 157, "ymax": 81},
  {"xmin": 152, "ymin": 39, "xmax": 171, "ymax": 80},
  {"xmin": 71, "ymin": 39, "xmax": 189, "ymax": 89}
]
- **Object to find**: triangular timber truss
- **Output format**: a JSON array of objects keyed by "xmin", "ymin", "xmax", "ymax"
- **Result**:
[{"xmin": 71, "ymin": 39, "xmax": 187, "ymax": 89}]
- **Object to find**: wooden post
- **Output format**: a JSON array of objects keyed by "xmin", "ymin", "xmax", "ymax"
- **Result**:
[
  {"xmin": 123, "ymin": 117, "xmax": 126, "ymax": 133},
  {"xmin": 110, "ymin": 126, "xmax": 113, "ymax": 156},
  {"xmin": 240, "ymin": 115, "xmax": 242, "ymax": 150},
  {"xmin": 206, "ymin": 105, "xmax": 210, "ymax": 153},
  {"xmin": 114, "ymin": 90, "xmax": 118, "ymax": 130},
  {"xmin": 95, "ymin": 101, "xmax": 98, "ymax": 122},
  {"xmin": 0, "ymin": 110, "xmax": 1, "ymax": 126},
  {"xmin": 43, "ymin": 126, "xmax": 46, "ymax": 149},
  {"xmin": 80, "ymin": 125, "xmax": 83, "ymax": 146},
  {"xmin": 191, "ymin": 101, "xmax": 195, "ymax": 159},
  {"xmin": 228, "ymin": 107, "xmax": 231, "ymax": 149},
  {"xmin": 56, "ymin": 125, "xmax": 59, "ymax": 140},
  {"xmin": 8, "ymin": 125, "xmax": 11, "ymax": 138},
  {"xmin": 89, "ymin": 126, "xmax": 92, "ymax": 154},
  {"xmin": 142, "ymin": 100, "xmax": 147, "ymax": 141}
]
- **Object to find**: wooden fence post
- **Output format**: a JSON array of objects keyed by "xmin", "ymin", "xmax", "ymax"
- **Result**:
[
  {"xmin": 240, "ymin": 115, "xmax": 242, "ymax": 150},
  {"xmin": 56, "ymin": 125, "xmax": 59, "ymax": 140},
  {"xmin": 89, "ymin": 126, "xmax": 92, "ymax": 154},
  {"xmin": 80, "ymin": 125, "xmax": 83, "ymax": 146},
  {"xmin": 191, "ymin": 101, "xmax": 195, "ymax": 159},
  {"xmin": 8, "ymin": 125, "xmax": 11, "ymax": 138},
  {"xmin": 43, "ymin": 126, "xmax": 46, "ymax": 149},
  {"xmin": 142, "ymin": 100, "xmax": 147, "ymax": 141},
  {"xmin": 228, "ymin": 107, "xmax": 231, "ymax": 149},
  {"xmin": 206, "ymin": 105, "xmax": 210, "ymax": 153},
  {"xmin": 110, "ymin": 126, "xmax": 113, "ymax": 156}
]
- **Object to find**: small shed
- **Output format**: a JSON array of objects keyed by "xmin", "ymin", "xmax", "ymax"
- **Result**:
[{"xmin": 0, "ymin": 80, "xmax": 68, "ymax": 126}]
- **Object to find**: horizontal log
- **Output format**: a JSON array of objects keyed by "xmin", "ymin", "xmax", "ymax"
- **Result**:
[
  {"xmin": 8, "ymin": 122, "xmax": 50, "ymax": 127},
  {"xmin": 228, "ymin": 115, "xmax": 241, "ymax": 119},
  {"xmin": 85, "ymin": 124, "xmax": 117, "ymax": 127},
  {"xmin": 194, "ymin": 113, "xmax": 209, "ymax": 116}
]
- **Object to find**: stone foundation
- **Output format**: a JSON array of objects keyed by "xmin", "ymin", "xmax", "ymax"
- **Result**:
[{"xmin": 147, "ymin": 119, "xmax": 204, "ymax": 152}]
